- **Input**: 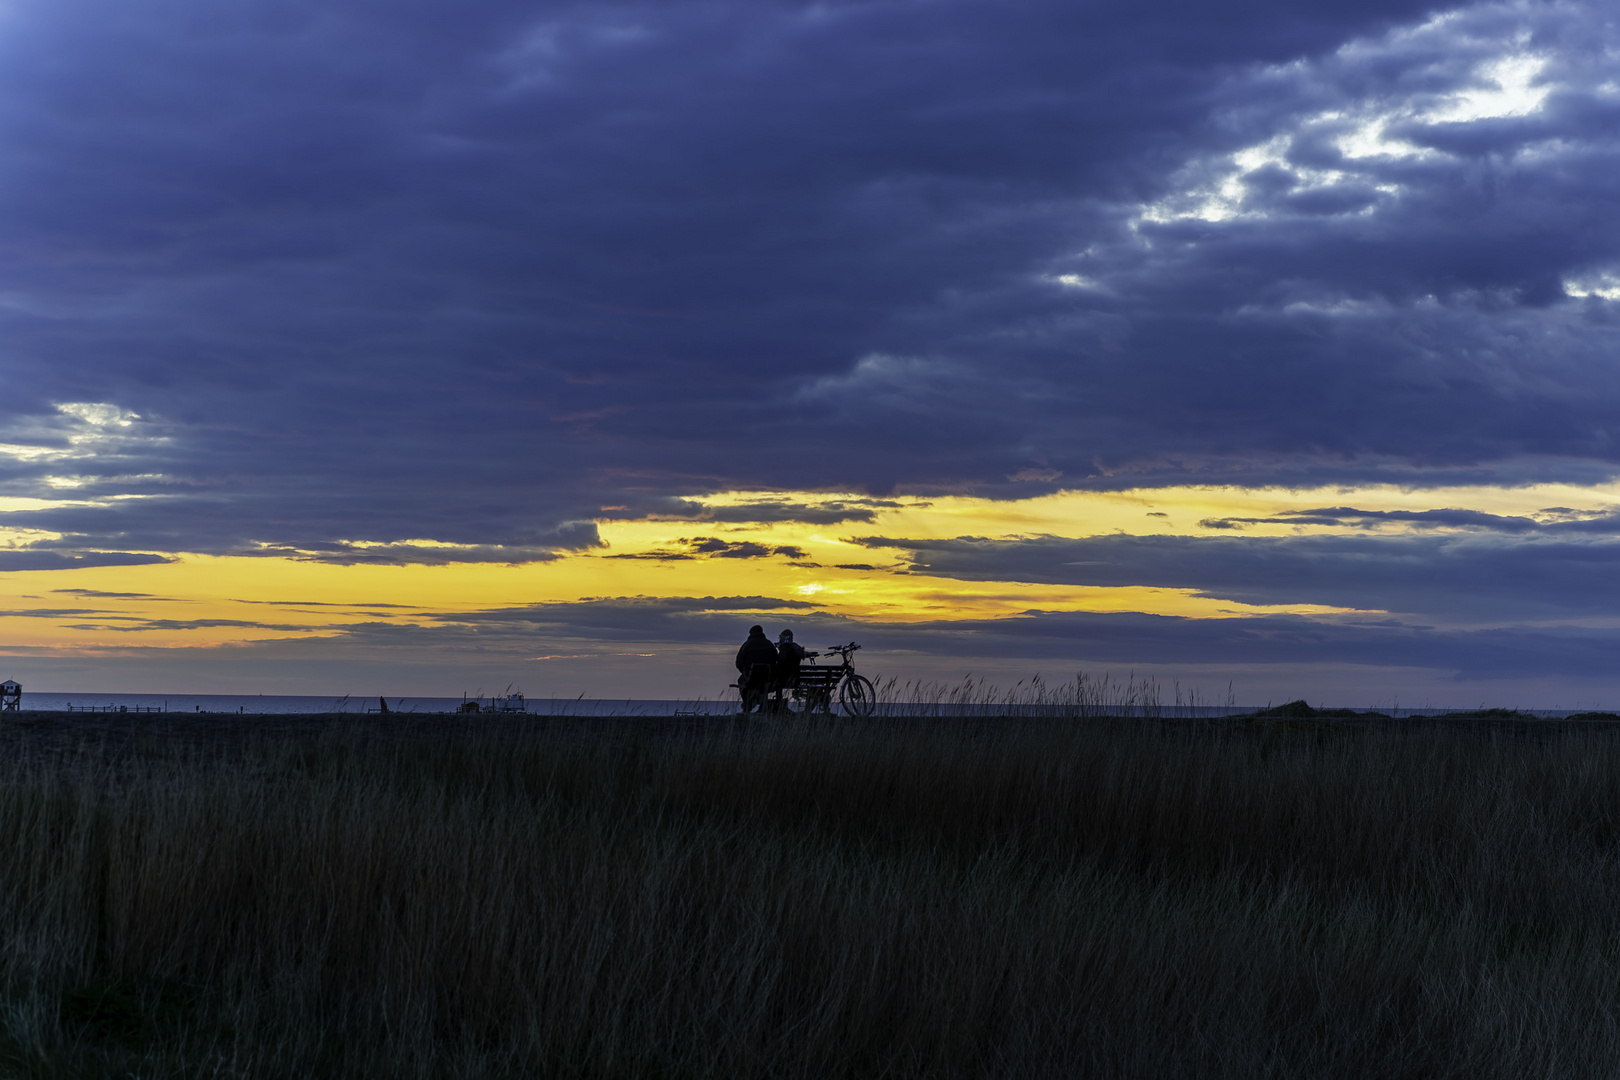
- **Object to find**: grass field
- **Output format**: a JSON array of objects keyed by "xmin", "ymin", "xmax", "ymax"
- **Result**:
[{"xmin": 3, "ymin": 708, "xmax": 1620, "ymax": 1077}]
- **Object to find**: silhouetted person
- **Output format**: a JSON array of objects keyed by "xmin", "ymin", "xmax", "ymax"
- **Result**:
[
  {"xmin": 776, "ymin": 629, "xmax": 814, "ymax": 688},
  {"xmin": 735, "ymin": 625, "xmax": 779, "ymax": 713},
  {"xmin": 736, "ymin": 624, "xmax": 779, "ymax": 672}
]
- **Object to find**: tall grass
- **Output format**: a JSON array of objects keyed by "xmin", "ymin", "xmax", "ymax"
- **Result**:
[
  {"xmin": 3, "ymin": 714, "xmax": 1620, "ymax": 1077},
  {"xmin": 868, "ymin": 671, "xmax": 1238, "ymax": 717}
]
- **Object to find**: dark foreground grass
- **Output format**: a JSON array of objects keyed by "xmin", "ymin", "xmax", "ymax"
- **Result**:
[{"xmin": 3, "ymin": 712, "xmax": 1620, "ymax": 1077}]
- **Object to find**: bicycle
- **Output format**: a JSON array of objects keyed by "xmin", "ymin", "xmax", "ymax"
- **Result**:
[
  {"xmin": 788, "ymin": 642, "xmax": 879, "ymax": 717},
  {"xmin": 729, "ymin": 641, "xmax": 878, "ymax": 716}
]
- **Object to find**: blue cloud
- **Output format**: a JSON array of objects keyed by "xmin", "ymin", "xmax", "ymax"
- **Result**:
[
  {"xmin": 3, "ymin": 0, "xmax": 1620, "ymax": 695},
  {"xmin": 331, "ymin": 593, "xmax": 1620, "ymax": 683},
  {"xmin": 858, "ymin": 531, "xmax": 1620, "ymax": 620},
  {"xmin": 15, "ymin": 0, "xmax": 1598, "ymax": 559}
]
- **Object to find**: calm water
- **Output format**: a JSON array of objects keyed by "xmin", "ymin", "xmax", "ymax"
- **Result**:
[
  {"xmin": 8, "ymin": 693, "xmax": 737, "ymax": 716},
  {"xmin": 0, "ymin": 692, "xmax": 1600, "ymax": 719}
]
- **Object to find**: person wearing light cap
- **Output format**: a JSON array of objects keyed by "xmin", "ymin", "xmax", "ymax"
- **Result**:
[
  {"xmin": 735, "ymin": 625, "xmax": 779, "ymax": 712},
  {"xmin": 775, "ymin": 629, "xmax": 814, "ymax": 689}
]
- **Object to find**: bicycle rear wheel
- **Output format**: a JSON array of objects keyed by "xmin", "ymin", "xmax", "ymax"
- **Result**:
[{"xmin": 839, "ymin": 674, "xmax": 877, "ymax": 717}]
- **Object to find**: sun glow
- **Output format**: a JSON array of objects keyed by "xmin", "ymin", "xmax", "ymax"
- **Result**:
[{"xmin": 2, "ymin": 479, "xmax": 1617, "ymax": 666}]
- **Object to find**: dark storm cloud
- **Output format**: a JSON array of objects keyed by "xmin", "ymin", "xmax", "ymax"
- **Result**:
[
  {"xmin": 858, "ymin": 611, "xmax": 1620, "ymax": 682},
  {"xmin": 329, "ymin": 594, "xmax": 1620, "ymax": 682},
  {"xmin": 775, "ymin": 2, "xmax": 1620, "ymax": 494},
  {"xmin": 58, "ymin": 618, "xmax": 315, "ymax": 633},
  {"xmin": 430, "ymin": 595, "xmax": 822, "ymax": 644},
  {"xmin": 1201, "ymin": 506, "xmax": 1620, "ymax": 533},
  {"xmin": 605, "ymin": 537, "xmax": 808, "ymax": 561},
  {"xmin": 2, "ymin": 0, "xmax": 1553, "ymax": 561},
  {"xmin": 105, "ymin": 618, "xmax": 314, "ymax": 633},
  {"xmin": 858, "ymin": 532, "xmax": 1620, "ymax": 619},
  {"xmin": 1201, "ymin": 507, "xmax": 1546, "ymax": 531},
  {"xmin": 231, "ymin": 599, "xmax": 421, "ymax": 609},
  {"xmin": 0, "ymin": 551, "xmax": 170, "ymax": 572},
  {"xmin": 594, "ymin": 498, "xmax": 898, "ymax": 526},
  {"xmin": 0, "ymin": 497, "xmax": 605, "ymax": 565},
  {"xmin": 237, "ymin": 540, "xmax": 590, "ymax": 567},
  {"xmin": 2, "ymin": 609, "xmax": 306, "ymax": 630},
  {"xmin": 700, "ymin": 505, "xmax": 885, "ymax": 526},
  {"xmin": 7, "ymin": 0, "xmax": 1620, "ymax": 696}
]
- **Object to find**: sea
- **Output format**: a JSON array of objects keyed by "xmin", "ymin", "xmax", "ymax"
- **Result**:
[
  {"xmin": 0, "ymin": 693, "xmax": 1602, "ymax": 719},
  {"xmin": 10, "ymin": 693, "xmax": 737, "ymax": 716}
]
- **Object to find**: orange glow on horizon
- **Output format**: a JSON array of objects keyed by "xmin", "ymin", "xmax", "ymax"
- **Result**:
[{"xmin": 1, "ymin": 479, "xmax": 1616, "ymax": 659}]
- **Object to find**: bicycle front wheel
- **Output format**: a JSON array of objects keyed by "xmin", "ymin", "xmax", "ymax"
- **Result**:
[{"xmin": 839, "ymin": 674, "xmax": 877, "ymax": 717}]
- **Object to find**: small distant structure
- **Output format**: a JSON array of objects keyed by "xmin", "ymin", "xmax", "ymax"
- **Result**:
[
  {"xmin": 457, "ymin": 690, "xmax": 525, "ymax": 715},
  {"xmin": 0, "ymin": 680, "xmax": 18, "ymax": 711}
]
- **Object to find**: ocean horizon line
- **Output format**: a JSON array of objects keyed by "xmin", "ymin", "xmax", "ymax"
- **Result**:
[{"xmin": 0, "ymin": 691, "xmax": 1610, "ymax": 719}]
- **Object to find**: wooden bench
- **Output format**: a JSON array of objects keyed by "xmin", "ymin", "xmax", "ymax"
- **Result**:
[
  {"xmin": 731, "ymin": 663, "xmax": 844, "ymax": 712},
  {"xmin": 785, "ymin": 664, "xmax": 842, "ymax": 712}
]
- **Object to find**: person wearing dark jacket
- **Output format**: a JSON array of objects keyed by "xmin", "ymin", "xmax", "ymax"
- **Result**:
[
  {"xmin": 735, "ymin": 625, "xmax": 779, "ymax": 713},
  {"xmin": 736, "ymin": 625, "xmax": 778, "ymax": 672}
]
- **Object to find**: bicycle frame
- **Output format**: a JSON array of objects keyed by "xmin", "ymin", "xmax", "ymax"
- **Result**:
[{"xmin": 793, "ymin": 642, "xmax": 877, "ymax": 716}]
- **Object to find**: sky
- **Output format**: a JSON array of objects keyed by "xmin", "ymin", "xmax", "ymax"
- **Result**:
[{"xmin": 1, "ymin": 0, "xmax": 1618, "ymax": 706}]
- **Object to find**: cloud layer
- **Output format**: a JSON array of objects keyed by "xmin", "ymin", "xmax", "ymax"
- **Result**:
[
  {"xmin": 860, "ymin": 529, "xmax": 1620, "ymax": 620},
  {"xmin": 2, "ymin": 0, "xmax": 1618, "ymax": 700},
  {"xmin": 299, "ymin": 593, "xmax": 1620, "ymax": 687},
  {"xmin": 4, "ymin": 0, "xmax": 1617, "ymax": 555}
]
